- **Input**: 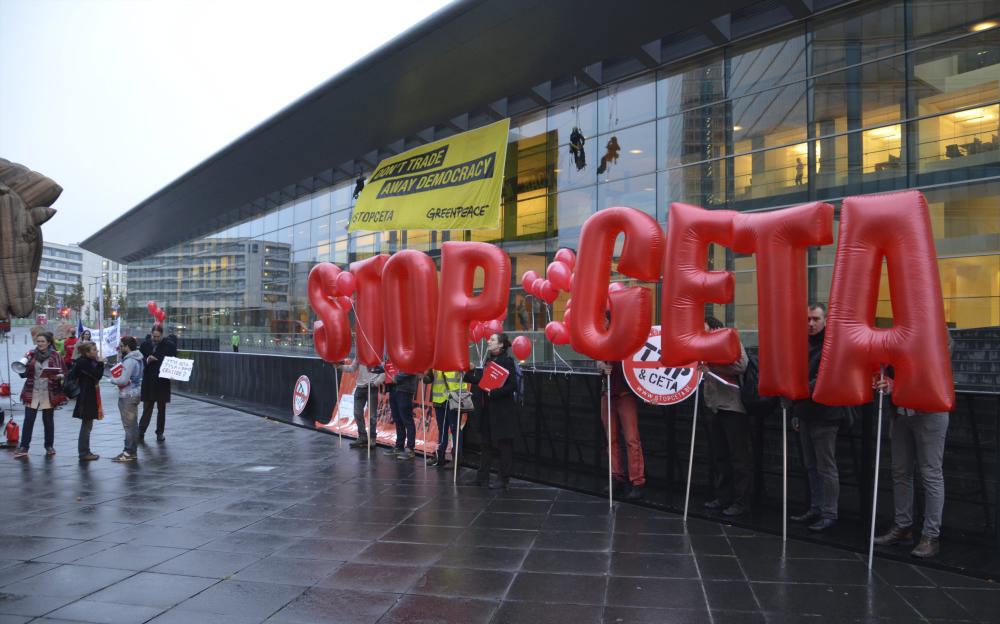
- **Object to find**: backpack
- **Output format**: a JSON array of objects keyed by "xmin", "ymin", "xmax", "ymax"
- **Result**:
[
  {"xmin": 740, "ymin": 352, "xmax": 779, "ymax": 416},
  {"xmin": 512, "ymin": 359, "xmax": 525, "ymax": 407}
]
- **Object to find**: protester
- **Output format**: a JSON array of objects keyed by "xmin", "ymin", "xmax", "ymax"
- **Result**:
[
  {"xmin": 63, "ymin": 327, "xmax": 78, "ymax": 361},
  {"xmin": 139, "ymin": 324, "xmax": 177, "ymax": 442},
  {"xmin": 13, "ymin": 331, "xmax": 66, "ymax": 459},
  {"xmin": 701, "ymin": 316, "xmax": 751, "ymax": 517},
  {"xmin": 68, "ymin": 340, "xmax": 104, "ymax": 461},
  {"xmin": 597, "ymin": 357, "xmax": 645, "ymax": 501},
  {"xmin": 231, "ymin": 330, "xmax": 240, "ymax": 352},
  {"xmin": 73, "ymin": 329, "xmax": 92, "ymax": 361},
  {"xmin": 425, "ymin": 368, "xmax": 465, "ymax": 468},
  {"xmin": 791, "ymin": 303, "xmax": 853, "ymax": 532},
  {"xmin": 464, "ymin": 333, "xmax": 518, "ymax": 490},
  {"xmin": 109, "ymin": 336, "xmax": 144, "ymax": 463},
  {"xmin": 384, "ymin": 370, "xmax": 418, "ymax": 460},
  {"xmin": 872, "ymin": 334, "xmax": 953, "ymax": 558},
  {"xmin": 339, "ymin": 359, "xmax": 384, "ymax": 448}
]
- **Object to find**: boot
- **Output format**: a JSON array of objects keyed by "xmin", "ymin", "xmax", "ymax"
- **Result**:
[
  {"xmin": 910, "ymin": 537, "xmax": 940, "ymax": 558},
  {"xmin": 349, "ymin": 438, "xmax": 368, "ymax": 449},
  {"xmin": 790, "ymin": 509, "xmax": 821, "ymax": 523},
  {"xmin": 873, "ymin": 525, "xmax": 912, "ymax": 546}
]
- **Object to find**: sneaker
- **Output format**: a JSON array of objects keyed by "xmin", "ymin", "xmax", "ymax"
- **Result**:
[
  {"xmin": 382, "ymin": 447, "xmax": 401, "ymax": 457},
  {"xmin": 349, "ymin": 438, "xmax": 368, "ymax": 449},
  {"xmin": 722, "ymin": 503, "xmax": 746, "ymax": 517},
  {"xmin": 79, "ymin": 454, "xmax": 100, "ymax": 461},
  {"xmin": 704, "ymin": 498, "xmax": 724, "ymax": 510},
  {"xmin": 911, "ymin": 537, "xmax": 939, "ymax": 558},
  {"xmin": 873, "ymin": 525, "xmax": 913, "ymax": 546},
  {"xmin": 790, "ymin": 509, "xmax": 821, "ymax": 523},
  {"xmin": 808, "ymin": 518, "xmax": 836, "ymax": 532},
  {"xmin": 111, "ymin": 452, "xmax": 135, "ymax": 463},
  {"xmin": 625, "ymin": 485, "xmax": 644, "ymax": 501},
  {"xmin": 13, "ymin": 449, "xmax": 28, "ymax": 459},
  {"xmin": 397, "ymin": 449, "xmax": 415, "ymax": 461},
  {"xmin": 426, "ymin": 456, "xmax": 442, "ymax": 466},
  {"xmin": 45, "ymin": 447, "xmax": 56, "ymax": 456},
  {"xmin": 156, "ymin": 434, "xmax": 165, "ymax": 442}
]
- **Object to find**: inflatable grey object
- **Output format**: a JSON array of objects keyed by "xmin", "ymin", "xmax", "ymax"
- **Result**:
[{"xmin": 0, "ymin": 158, "xmax": 60, "ymax": 320}]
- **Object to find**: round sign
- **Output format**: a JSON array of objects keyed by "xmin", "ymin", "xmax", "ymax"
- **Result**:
[
  {"xmin": 622, "ymin": 326, "xmax": 702, "ymax": 405},
  {"xmin": 292, "ymin": 375, "xmax": 311, "ymax": 416}
]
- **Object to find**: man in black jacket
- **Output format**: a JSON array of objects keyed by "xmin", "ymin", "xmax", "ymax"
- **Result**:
[
  {"xmin": 790, "ymin": 303, "xmax": 852, "ymax": 532},
  {"xmin": 138, "ymin": 324, "xmax": 178, "ymax": 442}
]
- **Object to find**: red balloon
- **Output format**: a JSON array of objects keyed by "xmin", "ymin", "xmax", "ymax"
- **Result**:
[
  {"xmin": 521, "ymin": 270, "xmax": 539, "ymax": 292},
  {"xmin": 554, "ymin": 248, "xmax": 576, "ymax": 270},
  {"xmin": 562, "ymin": 307, "xmax": 572, "ymax": 329},
  {"xmin": 335, "ymin": 295, "xmax": 352, "ymax": 310},
  {"xmin": 308, "ymin": 263, "xmax": 351, "ymax": 362},
  {"xmin": 433, "ymin": 242, "xmax": 511, "ymax": 371},
  {"xmin": 484, "ymin": 319, "xmax": 503, "ymax": 337},
  {"xmin": 660, "ymin": 203, "xmax": 739, "ymax": 366},
  {"xmin": 468, "ymin": 323, "xmax": 477, "ymax": 344},
  {"xmin": 732, "ymin": 202, "xmax": 834, "ymax": 398},
  {"xmin": 569, "ymin": 207, "xmax": 664, "ymax": 361},
  {"xmin": 511, "ymin": 335, "xmax": 532, "ymax": 361},
  {"xmin": 471, "ymin": 321, "xmax": 484, "ymax": 342},
  {"xmin": 349, "ymin": 254, "xmax": 389, "ymax": 366},
  {"xmin": 382, "ymin": 250, "xmax": 439, "ymax": 373},
  {"xmin": 565, "ymin": 298, "xmax": 572, "ymax": 309},
  {"xmin": 538, "ymin": 279, "xmax": 559, "ymax": 305},
  {"xmin": 146, "ymin": 301, "xmax": 157, "ymax": 317},
  {"xmin": 154, "ymin": 309, "xmax": 166, "ymax": 323},
  {"xmin": 546, "ymin": 261, "xmax": 572, "ymax": 292},
  {"xmin": 608, "ymin": 281, "xmax": 626, "ymax": 294},
  {"xmin": 545, "ymin": 321, "xmax": 570, "ymax": 345},
  {"xmin": 813, "ymin": 191, "xmax": 954, "ymax": 412},
  {"xmin": 335, "ymin": 271, "xmax": 356, "ymax": 297}
]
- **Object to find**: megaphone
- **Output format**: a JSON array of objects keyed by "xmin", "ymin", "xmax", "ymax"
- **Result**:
[{"xmin": 11, "ymin": 352, "xmax": 30, "ymax": 375}]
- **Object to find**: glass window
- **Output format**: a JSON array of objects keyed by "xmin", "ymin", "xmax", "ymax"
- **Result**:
[
  {"xmin": 311, "ymin": 191, "xmax": 331, "ymax": 219},
  {"xmin": 598, "ymin": 174, "xmax": 656, "ymax": 220},
  {"xmin": 595, "ymin": 121, "xmax": 656, "ymax": 182},
  {"xmin": 733, "ymin": 144, "xmax": 811, "ymax": 201},
  {"xmin": 811, "ymin": 0, "xmax": 904, "ymax": 74},
  {"xmin": 599, "ymin": 74, "xmax": 656, "ymax": 133},
  {"xmin": 658, "ymin": 54, "xmax": 725, "ymax": 117},
  {"xmin": 515, "ymin": 193, "xmax": 548, "ymax": 238},
  {"xmin": 510, "ymin": 110, "xmax": 546, "ymax": 142},
  {"xmin": 657, "ymin": 102, "xmax": 727, "ymax": 170},
  {"xmin": 926, "ymin": 179, "xmax": 1000, "ymax": 257},
  {"xmin": 658, "ymin": 161, "xmax": 726, "ymax": 212},
  {"xmin": 729, "ymin": 30, "xmax": 806, "ymax": 97},
  {"xmin": 554, "ymin": 187, "xmax": 596, "ymax": 248},
  {"xmin": 918, "ymin": 106, "xmax": 1000, "ymax": 175},
  {"xmin": 732, "ymin": 83, "xmax": 807, "ymax": 153},
  {"xmin": 550, "ymin": 140, "xmax": 597, "ymax": 192},
  {"xmin": 276, "ymin": 226, "xmax": 293, "ymax": 248},
  {"xmin": 938, "ymin": 255, "xmax": 1000, "ymax": 328},
  {"xmin": 911, "ymin": 27, "xmax": 1000, "ymax": 118},
  {"xmin": 250, "ymin": 216, "xmax": 264, "ymax": 238},
  {"xmin": 237, "ymin": 220, "xmax": 251, "ymax": 240},
  {"xmin": 812, "ymin": 56, "xmax": 906, "ymax": 137},
  {"xmin": 263, "ymin": 208, "xmax": 279, "ymax": 234},
  {"xmin": 293, "ymin": 198, "xmax": 311, "ymax": 224},
  {"xmin": 911, "ymin": 0, "xmax": 1000, "ymax": 48},
  {"xmin": 277, "ymin": 203, "xmax": 294, "ymax": 229},
  {"xmin": 331, "ymin": 184, "xmax": 354, "ymax": 211},
  {"xmin": 548, "ymin": 91, "xmax": 598, "ymax": 147}
]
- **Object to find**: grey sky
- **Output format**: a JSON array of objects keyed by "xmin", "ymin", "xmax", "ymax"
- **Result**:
[{"xmin": 0, "ymin": 0, "xmax": 451, "ymax": 246}]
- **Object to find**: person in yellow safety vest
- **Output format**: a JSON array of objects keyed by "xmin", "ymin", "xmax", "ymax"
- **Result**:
[{"xmin": 423, "ymin": 369, "xmax": 465, "ymax": 468}]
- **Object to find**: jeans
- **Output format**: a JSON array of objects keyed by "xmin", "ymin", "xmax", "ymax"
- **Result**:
[
  {"xmin": 890, "ymin": 411, "xmax": 948, "ymax": 539},
  {"xmin": 78, "ymin": 418, "xmax": 94, "ymax": 456},
  {"xmin": 353, "ymin": 387, "xmax": 376, "ymax": 441},
  {"xmin": 140, "ymin": 399, "xmax": 166, "ymax": 436},
  {"xmin": 601, "ymin": 393, "xmax": 645, "ymax": 486},
  {"xmin": 390, "ymin": 390, "xmax": 415, "ymax": 450},
  {"xmin": 707, "ymin": 408, "xmax": 754, "ymax": 507},
  {"xmin": 119, "ymin": 395, "xmax": 141, "ymax": 455},
  {"xmin": 798, "ymin": 419, "xmax": 841, "ymax": 519},
  {"xmin": 20, "ymin": 407, "xmax": 54, "ymax": 450},
  {"xmin": 435, "ymin": 403, "xmax": 459, "ymax": 462}
]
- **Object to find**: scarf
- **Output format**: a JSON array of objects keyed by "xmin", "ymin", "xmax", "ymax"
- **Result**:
[{"xmin": 34, "ymin": 347, "xmax": 52, "ymax": 364}]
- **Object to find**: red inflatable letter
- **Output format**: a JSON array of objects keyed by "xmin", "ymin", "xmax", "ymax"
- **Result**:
[
  {"xmin": 307, "ymin": 263, "xmax": 352, "ymax": 363},
  {"xmin": 732, "ymin": 202, "xmax": 833, "ymax": 398},
  {"xmin": 660, "ymin": 203, "xmax": 739, "ymax": 365},
  {"xmin": 349, "ymin": 254, "xmax": 389, "ymax": 366},
  {"xmin": 814, "ymin": 191, "xmax": 954, "ymax": 412},
  {"xmin": 569, "ymin": 207, "xmax": 664, "ymax": 361},
  {"xmin": 382, "ymin": 250, "xmax": 439, "ymax": 373},
  {"xmin": 434, "ymin": 242, "xmax": 511, "ymax": 371}
]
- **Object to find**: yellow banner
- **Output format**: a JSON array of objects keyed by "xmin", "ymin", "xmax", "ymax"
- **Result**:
[{"xmin": 348, "ymin": 119, "xmax": 510, "ymax": 231}]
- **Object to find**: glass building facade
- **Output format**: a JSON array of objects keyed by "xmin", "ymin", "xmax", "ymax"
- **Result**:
[{"xmin": 127, "ymin": 0, "xmax": 1000, "ymax": 374}]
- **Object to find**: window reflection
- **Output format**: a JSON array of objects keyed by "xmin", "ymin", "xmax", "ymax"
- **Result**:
[
  {"xmin": 598, "ymin": 174, "xmax": 656, "ymax": 219},
  {"xmin": 658, "ymin": 55, "xmax": 725, "ymax": 116},
  {"xmin": 595, "ymin": 122, "xmax": 656, "ymax": 182},
  {"xmin": 598, "ymin": 75, "xmax": 656, "ymax": 133}
]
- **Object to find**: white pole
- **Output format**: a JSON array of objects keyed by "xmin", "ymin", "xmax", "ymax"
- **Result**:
[
  {"xmin": 453, "ymin": 386, "xmax": 462, "ymax": 485},
  {"xmin": 334, "ymin": 363, "xmax": 341, "ymax": 447},
  {"xmin": 606, "ymin": 370, "xmax": 613, "ymax": 510},
  {"xmin": 683, "ymin": 375, "xmax": 702, "ymax": 523},
  {"xmin": 868, "ymin": 367, "xmax": 886, "ymax": 570},
  {"xmin": 782, "ymin": 405, "xmax": 788, "ymax": 543},
  {"xmin": 367, "ymin": 384, "xmax": 372, "ymax": 460},
  {"xmin": 529, "ymin": 297, "xmax": 535, "ymax": 368},
  {"xmin": 420, "ymin": 379, "xmax": 426, "ymax": 473}
]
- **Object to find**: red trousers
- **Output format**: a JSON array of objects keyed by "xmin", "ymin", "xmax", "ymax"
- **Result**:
[{"xmin": 601, "ymin": 393, "xmax": 645, "ymax": 486}]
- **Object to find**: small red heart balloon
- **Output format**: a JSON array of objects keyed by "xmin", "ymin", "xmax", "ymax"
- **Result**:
[
  {"xmin": 335, "ymin": 271, "xmax": 356, "ymax": 297},
  {"xmin": 539, "ymin": 280, "xmax": 559, "ymax": 304},
  {"xmin": 546, "ymin": 261, "xmax": 572, "ymax": 292},
  {"xmin": 554, "ymin": 248, "xmax": 576, "ymax": 270},
  {"xmin": 485, "ymin": 319, "xmax": 503, "ymax": 336}
]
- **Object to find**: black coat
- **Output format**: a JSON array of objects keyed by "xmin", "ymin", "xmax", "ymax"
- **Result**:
[
  {"xmin": 793, "ymin": 329, "xmax": 852, "ymax": 424},
  {"xmin": 464, "ymin": 351, "xmax": 518, "ymax": 442},
  {"xmin": 140, "ymin": 334, "xmax": 178, "ymax": 403},
  {"xmin": 70, "ymin": 358, "xmax": 104, "ymax": 420}
]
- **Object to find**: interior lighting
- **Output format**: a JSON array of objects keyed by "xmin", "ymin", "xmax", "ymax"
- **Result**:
[
  {"xmin": 970, "ymin": 20, "xmax": 998, "ymax": 32},
  {"xmin": 628, "ymin": 149, "xmax": 644, "ymax": 154},
  {"xmin": 733, "ymin": 125, "xmax": 743, "ymax": 132},
  {"xmin": 952, "ymin": 107, "xmax": 993, "ymax": 122}
]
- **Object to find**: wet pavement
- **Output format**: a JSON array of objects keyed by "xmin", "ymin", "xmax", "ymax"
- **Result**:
[{"xmin": 0, "ymin": 378, "xmax": 997, "ymax": 623}]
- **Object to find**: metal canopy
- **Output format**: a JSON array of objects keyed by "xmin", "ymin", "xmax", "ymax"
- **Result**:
[{"xmin": 81, "ymin": 0, "xmax": 788, "ymax": 263}]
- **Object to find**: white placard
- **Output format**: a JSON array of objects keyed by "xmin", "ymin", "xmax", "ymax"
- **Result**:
[{"xmin": 159, "ymin": 356, "xmax": 194, "ymax": 382}]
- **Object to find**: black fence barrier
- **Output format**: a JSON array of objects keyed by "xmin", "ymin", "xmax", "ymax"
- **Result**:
[{"xmin": 174, "ymin": 349, "xmax": 999, "ymax": 578}]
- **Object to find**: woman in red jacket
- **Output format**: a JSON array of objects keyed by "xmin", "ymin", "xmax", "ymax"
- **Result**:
[{"xmin": 13, "ymin": 331, "xmax": 66, "ymax": 458}]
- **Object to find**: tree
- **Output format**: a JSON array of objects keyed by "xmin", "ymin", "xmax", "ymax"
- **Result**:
[
  {"xmin": 116, "ymin": 293, "xmax": 127, "ymax": 313},
  {"xmin": 65, "ymin": 279, "xmax": 85, "ymax": 315},
  {"xmin": 102, "ymin": 276, "xmax": 113, "ymax": 314},
  {"xmin": 43, "ymin": 284, "xmax": 57, "ymax": 316}
]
